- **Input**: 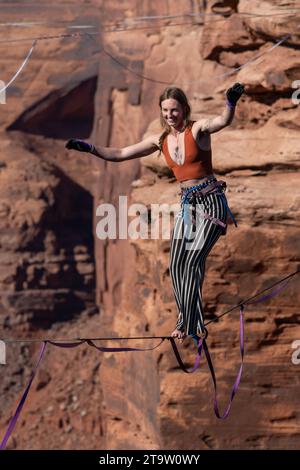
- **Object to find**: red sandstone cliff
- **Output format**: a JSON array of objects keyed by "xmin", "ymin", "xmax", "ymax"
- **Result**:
[{"xmin": 0, "ymin": 0, "xmax": 299, "ymax": 450}]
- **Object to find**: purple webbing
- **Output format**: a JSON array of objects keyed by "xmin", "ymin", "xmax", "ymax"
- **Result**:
[
  {"xmin": 86, "ymin": 338, "xmax": 165, "ymax": 352},
  {"xmin": 0, "ymin": 338, "xmax": 165, "ymax": 449},
  {"xmin": 0, "ymin": 273, "xmax": 296, "ymax": 448},
  {"xmin": 206, "ymin": 305, "xmax": 245, "ymax": 419},
  {"xmin": 169, "ymin": 337, "xmax": 203, "ymax": 373},
  {"xmin": 0, "ymin": 341, "xmax": 48, "ymax": 450},
  {"xmin": 169, "ymin": 307, "xmax": 244, "ymax": 418}
]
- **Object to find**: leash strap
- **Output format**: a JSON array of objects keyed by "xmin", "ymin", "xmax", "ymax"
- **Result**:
[
  {"xmin": 0, "ymin": 274, "xmax": 295, "ymax": 448},
  {"xmin": 0, "ymin": 341, "xmax": 47, "ymax": 450},
  {"xmin": 169, "ymin": 307, "xmax": 245, "ymax": 418},
  {"xmin": 0, "ymin": 338, "xmax": 165, "ymax": 449},
  {"xmin": 169, "ymin": 337, "xmax": 204, "ymax": 373},
  {"xmin": 204, "ymin": 306, "xmax": 245, "ymax": 419}
]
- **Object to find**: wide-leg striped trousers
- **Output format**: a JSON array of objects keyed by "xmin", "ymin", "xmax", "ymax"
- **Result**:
[{"xmin": 169, "ymin": 191, "xmax": 228, "ymax": 336}]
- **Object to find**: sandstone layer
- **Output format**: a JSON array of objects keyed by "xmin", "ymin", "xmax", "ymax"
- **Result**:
[{"xmin": 0, "ymin": 0, "xmax": 299, "ymax": 450}]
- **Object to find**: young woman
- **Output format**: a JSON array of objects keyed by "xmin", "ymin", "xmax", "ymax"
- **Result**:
[{"xmin": 66, "ymin": 83, "xmax": 245, "ymax": 343}]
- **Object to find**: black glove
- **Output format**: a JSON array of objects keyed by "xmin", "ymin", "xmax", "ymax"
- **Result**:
[
  {"xmin": 65, "ymin": 138, "xmax": 93, "ymax": 153},
  {"xmin": 226, "ymin": 82, "xmax": 245, "ymax": 107}
]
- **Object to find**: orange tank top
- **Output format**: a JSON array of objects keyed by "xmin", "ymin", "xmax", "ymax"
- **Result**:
[{"xmin": 162, "ymin": 122, "xmax": 213, "ymax": 182}]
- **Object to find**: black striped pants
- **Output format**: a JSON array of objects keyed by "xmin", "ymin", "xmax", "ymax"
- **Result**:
[{"xmin": 169, "ymin": 191, "xmax": 228, "ymax": 336}]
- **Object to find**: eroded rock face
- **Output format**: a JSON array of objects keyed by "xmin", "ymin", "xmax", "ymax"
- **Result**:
[
  {"xmin": 92, "ymin": 0, "xmax": 300, "ymax": 451},
  {"xmin": 0, "ymin": 0, "xmax": 299, "ymax": 451},
  {"xmin": 0, "ymin": 1, "xmax": 100, "ymax": 450},
  {"xmin": 0, "ymin": 142, "xmax": 95, "ymax": 330}
]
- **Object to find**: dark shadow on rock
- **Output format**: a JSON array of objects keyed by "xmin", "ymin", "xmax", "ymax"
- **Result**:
[
  {"xmin": 0, "ymin": 165, "xmax": 96, "ymax": 329},
  {"xmin": 7, "ymin": 76, "xmax": 98, "ymax": 140}
]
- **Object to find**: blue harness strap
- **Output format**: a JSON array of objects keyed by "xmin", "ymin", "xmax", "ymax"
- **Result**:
[{"xmin": 218, "ymin": 192, "xmax": 238, "ymax": 227}]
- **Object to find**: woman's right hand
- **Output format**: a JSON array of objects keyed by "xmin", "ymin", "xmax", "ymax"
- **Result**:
[{"xmin": 65, "ymin": 139, "xmax": 94, "ymax": 153}]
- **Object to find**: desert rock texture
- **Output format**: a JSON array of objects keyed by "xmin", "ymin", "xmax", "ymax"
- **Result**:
[{"xmin": 0, "ymin": 0, "xmax": 299, "ymax": 450}]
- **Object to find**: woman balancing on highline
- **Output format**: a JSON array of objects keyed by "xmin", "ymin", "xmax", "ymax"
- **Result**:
[{"xmin": 66, "ymin": 83, "xmax": 245, "ymax": 344}]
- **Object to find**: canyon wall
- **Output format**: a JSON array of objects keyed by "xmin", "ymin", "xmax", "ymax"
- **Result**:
[{"xmin": 0, "ymin": 0, "xmax": 299, "ymax": 449}]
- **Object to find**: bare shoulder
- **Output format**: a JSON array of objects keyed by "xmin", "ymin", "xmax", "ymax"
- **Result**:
[
  {"xmin": 191, "ymin": 119, "xmax": 210, "ymax": 138},
  {"xmin": 146, "ymin": 133, "xmax": 161, "ymax": 148}
]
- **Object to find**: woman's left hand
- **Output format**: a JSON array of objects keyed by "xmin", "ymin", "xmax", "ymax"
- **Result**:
[{"xmin": 226, "ymin": 82, "xmax": 245, "ymax": 106}]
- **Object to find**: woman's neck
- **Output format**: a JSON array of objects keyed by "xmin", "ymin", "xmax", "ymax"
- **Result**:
[{"xmin": 170, "ymin": 122, "xmax": 185, "ymax": 135}]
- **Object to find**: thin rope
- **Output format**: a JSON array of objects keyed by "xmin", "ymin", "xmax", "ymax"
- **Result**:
[
  {"xmin": 122, "ymin": 11, "xmax": 300, "ymax": 21},
  {"xmin": 0, "ymin": 40, "xmax": 36, "ymax": 94},
  {"xmin": 0, "ymin": 30, "xmax": 101, "ymax": 44},
  {"xmin": 0, "ymin": 22, "xmax": 96, "ymax": 28},
  {"xmin": 0, "ymin": 9, "xmax": 298, "ymax": 30},
  {"xmin": 100, "ymin": 31, "xmax": 296, "ymax": 86},
  {"xmin": 213, "ymin": 34, "xmax": 292, "ymax": 80},
  {"xmin": 1, "ymin": 270, "xmax": 298, "ymax": 344},
  {"xmin": 1, "ymin": 335, "xmax": 171, "ymax": 343},
  {"xmin": 204, "ymin": 269, "xmax": 299, "ymax": 327},
  {"xmin": 0, "ymin": 16, "xmax": 298, "ymax": 92},
  {"xmin": 0, "ymin": 21, "xmax": 219, "ymax": 44},
  {"xmin": 0, "ymin": 269, "xmax": 297, "ymax": 448},
  {"xmin": 0, "ymin": 9, "xmax": 299, "ymax": 43}
]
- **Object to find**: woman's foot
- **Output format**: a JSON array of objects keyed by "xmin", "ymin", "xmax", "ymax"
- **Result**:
[{"xmin": 171, "ymin": 328, "xmax": 186, "ymax": 343}]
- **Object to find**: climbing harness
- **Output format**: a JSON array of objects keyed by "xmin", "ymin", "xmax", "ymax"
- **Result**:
[{"xmin": 179, "ymin": 179, "xmax": 237, "ymax": 229}]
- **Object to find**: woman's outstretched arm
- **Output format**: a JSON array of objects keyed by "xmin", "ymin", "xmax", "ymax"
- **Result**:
[
  {"xmin": 65, "ymin": 134, "xmax": 160, "ymax": 162},
  {"xmin": 195, "ymin": 82, "xmax": 245, "ymax": 134}
]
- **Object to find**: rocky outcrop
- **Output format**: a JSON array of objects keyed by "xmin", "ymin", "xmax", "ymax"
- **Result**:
[
  {"xmin": 0, "ymin": 140, "xmax": 95, "ymax": 330},
  {"xmin": 0, "ymin": 0, "xmax": 299, "ymax": 451},
  {"xmin": 92, "ymin": 0, "xmax": 300, "ymax": 450}
]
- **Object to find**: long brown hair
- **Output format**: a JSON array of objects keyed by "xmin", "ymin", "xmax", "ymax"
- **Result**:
[{"xmin": 158, "ymin": 87, "xmax": 192, "ymax": 151}]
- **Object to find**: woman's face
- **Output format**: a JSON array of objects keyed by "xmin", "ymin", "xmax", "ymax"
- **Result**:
[{"xmin": 161, "ymin": 98, "xmax": 184, "ymax": 129}]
